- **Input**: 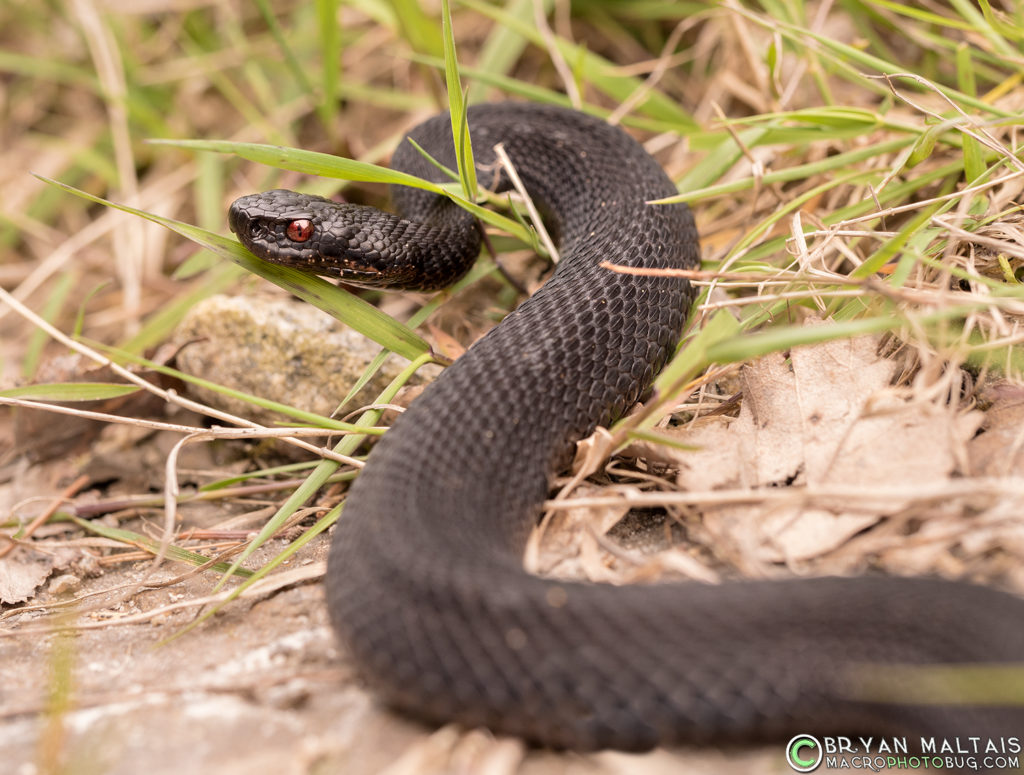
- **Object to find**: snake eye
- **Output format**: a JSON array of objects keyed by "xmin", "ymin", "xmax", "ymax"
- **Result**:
[{"xmin": 286, "ymin": 219, "xmax": 314, "ymax": 243}]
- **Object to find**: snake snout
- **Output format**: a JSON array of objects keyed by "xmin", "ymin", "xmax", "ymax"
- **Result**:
[{"xmin": 227, "ymin": 196, "xmax": 254, "ymax": 237}]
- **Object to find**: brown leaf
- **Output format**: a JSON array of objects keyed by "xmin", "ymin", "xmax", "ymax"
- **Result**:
[
  {"xmin": 0, "ymin": 545, "xmax": 78, "ymax": 604},
  {"xmin": 967, "ymin": 392, "xmax": 1024, "ymax": 476},
  {"xmin": 526, "ymin": 483, "xmax": 631, "ymax": 582},
  {"xmin": 670, "ymin": 329, "xmax": 984, "ymax": 567}
]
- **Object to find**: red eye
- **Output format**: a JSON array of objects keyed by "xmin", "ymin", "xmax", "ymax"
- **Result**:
[{"xmin": 286, "ymin": 219, "xmax": 313, "ymax": 242}]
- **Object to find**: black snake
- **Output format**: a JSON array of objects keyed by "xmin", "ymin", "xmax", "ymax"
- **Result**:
[{"xmin": 229, "ymin": 102, "xmax": 1024, "ymax": 751}]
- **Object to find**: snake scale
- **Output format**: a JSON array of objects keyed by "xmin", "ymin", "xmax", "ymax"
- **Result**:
[{"xmin": 229, "ymin": 102, "xmax": 1024, "ymax": 750}]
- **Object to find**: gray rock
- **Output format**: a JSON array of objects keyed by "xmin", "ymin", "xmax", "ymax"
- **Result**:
[{"xmin": 174, "ymin": 295, "xmax": 438, "ymax": 426}]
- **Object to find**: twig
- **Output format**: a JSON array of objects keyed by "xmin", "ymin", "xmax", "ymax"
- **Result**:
[
  {"xmin": 0, "ymin": 475, "xmax": 90, "ymax": 558},
  {"xmin": 493, "ymin": 142, "xmax": 560, "ymax": 263}
]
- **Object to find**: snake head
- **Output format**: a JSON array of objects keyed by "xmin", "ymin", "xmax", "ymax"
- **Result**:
[{"xmin": 228, "ymin": 189, "xmax": 395, "ymax": 286}]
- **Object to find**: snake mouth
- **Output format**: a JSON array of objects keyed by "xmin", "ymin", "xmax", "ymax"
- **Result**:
[
  {"xmin": 227, "ymin": 197, "xmax": 273, "ymax": 245},
  {"xmin": 228, "ymin": 212, "xmax": 273, "ymax": 257},
  {"xmin": 226, "ymin": 199, "xmax": 246, "ymax": 236}
]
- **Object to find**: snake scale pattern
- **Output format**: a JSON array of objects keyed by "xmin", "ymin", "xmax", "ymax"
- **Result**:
[{"xmin": 229, "ymin": 102, "xmax": 1024, "ymax": 751}]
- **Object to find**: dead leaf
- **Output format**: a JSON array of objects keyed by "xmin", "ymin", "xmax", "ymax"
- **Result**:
[
  {"xmin": 663, "ymin": 415, "xmax": 740, "ymax": 492},
  {"xmin": 669, "ymin": 328, "xmax": 986, "ymax": 568},
  {"xmin": 0, "ymin": 545, "xmax": 78, "ymax": 604},
  {"xmin": 968, "ymin": 392, "xmax": 1024, "ymax": 476},
  {"xmin": 526, "ymin": 483, "xmax": 631, "ymax": 582},
  {"xmin": 425, "ymin": 322, "xmax": 466, "ymax": 361},
  {"xmin": 735, "ymin": 350, "xmax": 806, "ymax": 487}
]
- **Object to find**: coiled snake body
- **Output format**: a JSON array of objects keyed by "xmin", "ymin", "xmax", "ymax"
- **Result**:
[{"xmin": 230, "ymin": 103, "xmax": 1024, "ymax": 750}]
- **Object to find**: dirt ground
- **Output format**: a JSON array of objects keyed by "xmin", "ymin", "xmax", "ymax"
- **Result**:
[
  {"xmin": 0, "ymin": 489, "xmax": 775, "ymax": 775},
  {"xmin": 5, "ymin": 329, "xmax": 1024, "ymax": 774},
  {"xmin": 0, "ymin": 338, "xmax": 790, "ymax": 774}
]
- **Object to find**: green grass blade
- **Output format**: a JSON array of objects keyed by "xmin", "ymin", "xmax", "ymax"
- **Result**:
[
  {"xmin": 23, "ymin": 270, "xmax": 75, "ymax": 379},
  {"xmin": 150, "ymin": 138, "xmax": 439, "ymax": 190},
  {"xmin": 212, "ymin": 350, "xmax": 436, "ymax": 589},
  {"xmin": 440, "ymin": 0, "xmax": 477, "ymax": 198},
  {"xmin": 0, "ymin": 382, "xmax": 141, "ymax": 401},
  {"xmin": 252, "ymin": 0, "xmax": 315, "ymax": 97},
  {"xmin": 675, "ymin": 137, "xmax": 914, "ymax": 203},
  {"xmin": 155, "ymin": 137, "xmax": 537, "ymax": 252},
  {"xmin": 389, "ymin": 0, "xmax": 443, "ymax": 57},
  {"xmin": 673, "ymin": 128, "xmax": 769, "ymax": 194},
  {"xmin": 315, "ymin": 0, "xmax": 342, "ymax": 134},
  {"xmin": 649, "ymin": 308, "xmax": 740, "ymax": 398},
  {"xmin": 70, "ymin": 517, "xmax": 254, "ymax": 578},
  {"xmin": 703, "ymin": 305, "xmax": 978, "ymax": 365}
]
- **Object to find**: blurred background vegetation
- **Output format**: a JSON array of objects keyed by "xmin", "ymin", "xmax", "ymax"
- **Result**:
[{"xmin": 1, "ymin": 0, "xmax": 1023, "ymax": 400}]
